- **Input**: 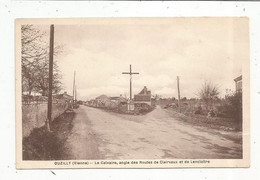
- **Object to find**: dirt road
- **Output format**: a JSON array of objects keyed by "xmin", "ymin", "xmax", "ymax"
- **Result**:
[{"xmin": 64, "ymin": 105, "xmax": 242, "ymax": 160}]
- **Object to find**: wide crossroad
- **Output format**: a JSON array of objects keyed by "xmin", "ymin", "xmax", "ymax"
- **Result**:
[{"xmin": 64, "ymin": 105, "xmax": 242, "ymax": 160}]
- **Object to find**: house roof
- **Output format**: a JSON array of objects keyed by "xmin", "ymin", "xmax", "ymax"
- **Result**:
[
  {"xmin": 96, "ymin": 94, "xmax": 109, "ymax": 100},
  {"xmin": 110, "ymin": 97, "xmax": 121, "ymax": 100},
  {"xmin": 110, "ymin": 96, "xmax": 127, "ymax": 102},
  {"xmin": 137, "ymin": 86, "xmax": 151, "ymax": 95},
  {"xmin": 134, "ymin": 86, "xmax": 151, "ymax": 102},
  {"xmin": 54, "ymin": 92, "xmax": 73, "ymax": 100}
]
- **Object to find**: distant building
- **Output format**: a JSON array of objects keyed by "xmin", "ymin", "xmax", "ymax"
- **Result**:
[
  {"xmin": 95, "ymin": 94, "xmax": 109, "ymax": 107},
  {"xmin": 54, "ymin": 91, "xmax": 73, "ymax": 100},
  {"xmin": 92, "ymin": 94, "xmax": 128, "ymax": 109},
  {"xmin": 234, "ymin": 75, "xmax": 242, "ymax": 93},
  {"xmin": 96, "ymin": 94, "xmax": 109, "ymax": 101},
  {"xmin": 134, "ymin": 86, "xmax": 151, "ymax": 106},
  {"xmin": 110, "ymin": 95, "xmax": 127, "ymax": 103},
  {"xmin": 53, "ymin": 91, "xmax": 73, "ymax": 107},
  {"xmin": 109, "ymin": 95, "xmax": 127, "ymax": 110}
]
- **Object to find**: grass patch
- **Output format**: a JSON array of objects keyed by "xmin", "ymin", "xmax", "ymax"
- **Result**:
[{"xmin": 23, "ymin": 111, "xmax": 75, "ymax": 160}]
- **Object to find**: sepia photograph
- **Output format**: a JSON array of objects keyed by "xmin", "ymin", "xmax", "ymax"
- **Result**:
[{"xmin": 16, "ymin": 18, "xmax": 250, "ymax": 168}]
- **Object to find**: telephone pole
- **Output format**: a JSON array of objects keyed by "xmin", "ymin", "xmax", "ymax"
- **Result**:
[
  {"xmin": 75, "ymin": 85, "xmax": 77, "ymax": 101},
  {"xmin": 177, "ymin": 76, "xmax": 181, "ymax": 112},
  {"xmin": 46, "ymin": 24, "xmax": 54, "ymax": 132},
  {"xmin": 73, "ymin": 71, "xmax": 76, "ymax": 102},
  {"xmin": 122, "ymin": 64, "xmax": 139, "ymax": 100}
]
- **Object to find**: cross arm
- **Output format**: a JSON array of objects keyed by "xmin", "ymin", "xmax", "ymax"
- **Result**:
[{"xmin": 122, "ymin": 72, "xmax": 130, "ymax": 74}]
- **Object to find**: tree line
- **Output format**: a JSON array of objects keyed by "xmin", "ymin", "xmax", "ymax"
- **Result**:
[{"xmin": 22, "ymin": 25, "xmax": 63, "ymax": 96}]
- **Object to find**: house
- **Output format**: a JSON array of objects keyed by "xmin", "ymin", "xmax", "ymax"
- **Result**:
[
  {"xmin": 234, "ymin": 75, "xmax": 242, "ymax": 93},
  {"xmin": 95, "ymin": 94, "xmax": 110, "ymax": 107},
  {"xmin": 110, "ymin": 95, "xmax": 127, "ymax": 104},
  {"xmin": 134, "ymin": 86, "xmax": 152, "ymax": 106},
  {"xmin": 54, "ymin": 91, "xmax": 73, "ymax": 100},
  {"xmin": 89, "ymin": 94, "xmax": 128, "ymax": 111}
]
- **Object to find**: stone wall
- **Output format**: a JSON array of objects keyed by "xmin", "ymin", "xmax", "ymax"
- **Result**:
[{"xmin": 22, "ymin": 102, "xmax": 68, "ymax": 138}]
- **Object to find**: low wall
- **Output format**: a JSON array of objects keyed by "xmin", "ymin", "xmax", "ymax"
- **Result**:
[{"xmin": 22, "ymin": 102, "xmax": 68, "ymax": 138}]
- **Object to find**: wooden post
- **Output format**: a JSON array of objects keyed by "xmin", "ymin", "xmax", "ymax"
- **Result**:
[
  {"xmin": 75, "ymin": 85, "xmax": 77, "ymax": 101},
  {"xmin": 73, "ymin": 71, "xmax": 75, "ymax": 102},
  {"xmin": 46, "ymin": 24, "xmax": 54, "ymax": 132},
  {"xmin": 177, "ymin": 76, "xmax": 181, "ymax": 112},
  {"xmin": 130, "ymin": 65, "xmax": 132, "ymax": 100}
]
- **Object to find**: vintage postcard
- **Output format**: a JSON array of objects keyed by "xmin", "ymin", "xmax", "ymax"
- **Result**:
[{"xmin": 16, "ymin": 17, "xmax": 250, "ymax": 168}]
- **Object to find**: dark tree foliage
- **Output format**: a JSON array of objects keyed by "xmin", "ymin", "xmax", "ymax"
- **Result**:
[{"xmin": 225, "ymin": 92, "xmax": 243, "ymax": 121}]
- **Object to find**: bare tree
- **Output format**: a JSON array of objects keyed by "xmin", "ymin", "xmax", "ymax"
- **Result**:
[
  {"xmin": 197, "ymin": 81, "xmax": 220, "ymax": 111},
  {"xmin": 21, "ymin": 25, "xmax": 63, "ymax": 96},
  {"xmin": 21, "ymin": 25, "xmax": 44, "ymax": 95},
  {"xmin": 153, "ymin": 94, "xmax": 161, "ymax": 101}
]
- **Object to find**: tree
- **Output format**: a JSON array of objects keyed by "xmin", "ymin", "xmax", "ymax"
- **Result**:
[
  {"xmin": 181, "ymin": 97, "xmax": 187, "ymax": 101},
  {"xmin": 21, "ymin": 25, "xmax": 45, "ymax": 95},
  {"xmin": 225, "ymin": 91, "xmax": 242, "ymax": 121},
  {"xmin": 21, "ymin": 25, "xmax": 63, "ymax": 96},
  {"xmin": 197, "ymin": 81, "xmax": 220, "ymax": 111},
  {"xmin": 33, "ymin": 47, "xmax": 63, "ymax": 96},
  {"xmin": 153, "ymin": 94, "xmax": 161, "ymax": 101}
]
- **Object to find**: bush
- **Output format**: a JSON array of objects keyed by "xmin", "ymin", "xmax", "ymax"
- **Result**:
[{"xmin": 194, "ymin": 106, "xmax": 202, "ymax": 115}]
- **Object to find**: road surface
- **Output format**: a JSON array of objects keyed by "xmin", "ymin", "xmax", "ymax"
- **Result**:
[{"xmin": 63, "ymin": 105, "xmax": 242, "ymax": 160}]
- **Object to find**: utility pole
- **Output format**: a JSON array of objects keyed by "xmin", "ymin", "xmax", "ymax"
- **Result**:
[
  {"xmin": 122, "ymin": 64, "xmax": 139, "ymax": 100},
  {"xmin": 72, "ymin": 71, "xmax": 78, "ymax": 109},
  {"xmin": 75, "ymin": 85, "xmax": 77, "ymax": 101},
  {"xmin": 177, "ymin": 76, "xmax": 181, "ymax": 112},
  {"xmin": 46, "ymin": 24, "xmax": 54, "ymax": 132},
  {"xmin": 73, "ymin": 71, "xmax": 76, "ymax": 102}
]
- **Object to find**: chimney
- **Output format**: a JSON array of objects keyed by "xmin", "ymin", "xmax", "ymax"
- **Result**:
[{"xmin": 144, "ymin": 86, "xmax": 147, "ymax": 94}]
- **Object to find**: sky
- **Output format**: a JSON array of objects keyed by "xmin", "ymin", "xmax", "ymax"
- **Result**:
[{"xmin": 39, "ymin": 18, "xmax": 248, "ymax": 100}]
